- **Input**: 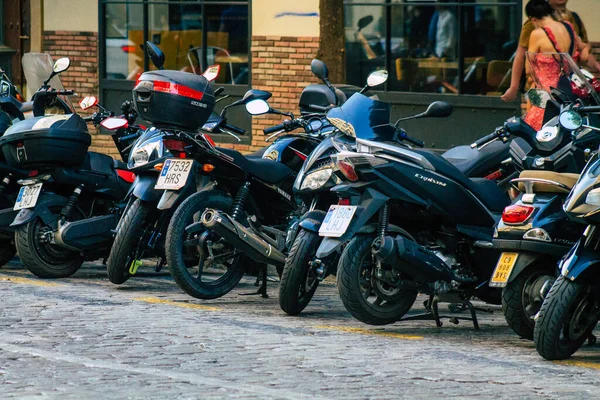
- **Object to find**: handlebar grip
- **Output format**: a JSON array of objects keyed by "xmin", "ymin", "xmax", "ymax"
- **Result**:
[
  {"xmin": 579, "ymin": 106, "xmax": 600, "ymax": 113},
  {"xmin": 405, "ymin": 136, "xmax": 425, "ymax": 148},
  {"xmin": 470, "ymin": 131, "xmax": 499, "ymax": 149},
  {"xmin": 264, "ymin": 123, "xmax": 286, "ymax": 134},
  {"xmin": 58, "ymin": 90, "xmax": 75, "ymax": 95},
  {"xmin": 223, "ymin": 123, "xmax": 245, "ymax": 135},
  {"xmin": 308, "ymin": 104, "xmax": 330, "ymax": 112},
  {"xmin": 118, "ymin": 132, "xmax": 141, "ymax": 142},
  {"xmin": 83, "ymin": 116, "xmax": 94, "ymax": 122}
]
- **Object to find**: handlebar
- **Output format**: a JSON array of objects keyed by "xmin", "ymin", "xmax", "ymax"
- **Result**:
[
  {"xmin": 404, "ymin": 136, "xmax": 425, "ymax": 148},
  {"xmin": 264, "ymin": 123, "xmax": 286, "ymax": 134},
  {"xmin": 57, "ymin": 90, "xmax": 75, "ymax": 96},
  {"xmin": 470, "ymin": 129, "xmax": 504, "ymax": 149},
  {"xmin": 118, "ymin": 132, "xmax": 141, "ymax": 142},
  {"xmin": 223, "ymin": 123, "xmax": 245, "ymax": 135},
  {"xmin": 577, "ymin": 105, "xmax": 600, "ymax": 113}
]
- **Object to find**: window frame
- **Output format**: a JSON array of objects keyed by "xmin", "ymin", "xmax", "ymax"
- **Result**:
[{"xmin": 344, "ymin": 0, "xmax": 522, "ymax": 95}]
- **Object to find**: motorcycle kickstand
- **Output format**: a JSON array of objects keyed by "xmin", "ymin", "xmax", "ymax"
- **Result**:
[
  {"xmin": 465, "ymin": 300, "xmax": 480, "ymax": 330},
  {"xmin": 431, "ymin": 297, "xmax": 443, "ymax": 328},
  {"xmin": 239, "ymin": 266, "xmax": 269, "ymax": 299}
]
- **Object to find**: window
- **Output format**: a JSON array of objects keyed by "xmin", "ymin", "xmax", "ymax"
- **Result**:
[
  {"xmin": 344, "ymin": 0, "xmax": 521, "ymax": 95},
  {"xmin": 101, "ymin": 0, "xmax": 249, "ymax": 84}
]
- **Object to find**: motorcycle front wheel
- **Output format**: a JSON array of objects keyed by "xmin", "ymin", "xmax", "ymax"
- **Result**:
[
  {"xmin": 534, "ymin": 275, "xmax": 600, "ymax": 360},
  {"xmin": 106, "ymin": 198, "xmax": 155, "ymax": 284},
  {"xmin": 337, "ymin": 234, "xmax": 418, "ymax": 325},
  {"xmin": 15, "ymin": 208, "xmax": 84, "ymax": 278},
  {"xmin": 165, "ymin": 190, "xmax": 245, "ymax": 300}
]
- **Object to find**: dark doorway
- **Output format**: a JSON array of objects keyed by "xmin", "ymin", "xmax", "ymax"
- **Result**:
[{"xmin": 3, "ymin": 0, "xmax": 31, "ymax": 88}]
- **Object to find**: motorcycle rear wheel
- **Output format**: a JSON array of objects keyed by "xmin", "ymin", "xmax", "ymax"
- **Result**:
[
  {"xmin": 166, "ymin": 190, "xmax": 245, "ymax": 300},
  {"xmin": 337, "ymin": 234, "xmax": 418, "ymax": 325},
  {"xmin": 534, "ymin": 275, "xmax": 599, "ymax": 360},
  {"xmin": 106, "ymin": 198, "xmax": 154, "ymax": 284},
  {"xmin": 15, "ymin": 209, "xmax": 84, "ymax": 278}
]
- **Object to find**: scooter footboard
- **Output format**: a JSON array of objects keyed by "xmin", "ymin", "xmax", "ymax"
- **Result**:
[{"xmin": 55, "ymin": 214, "xmax": 118, "ymax": 252}]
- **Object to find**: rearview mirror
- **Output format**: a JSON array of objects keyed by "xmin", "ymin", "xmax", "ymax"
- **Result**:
[
  {"xmin": 101, "ymin": 117, "xmax": 129, "ymax": 130},
  {"xmin": 367, "ymin": 70, "xmax": 388, "ymax": 88},
  {"xmin": 527, "ymin": 88, "xmax": 551, "ymax": 109},
  {"xmin": 79, "ymin": 96, "xmax": 98, "ymax": 110},
  {"xmin": 424, "ymin": 101, "xmax": 453, "ymax": 118},
  {"xmin": 558, "ymin": 110, "xmax": 583, "ymax": 131},
  {"xmin": 202, "ymin": 65, "xmax": 220, "ymax": 82},
  {"xmin": 53, "ymin": 57, "xmax": 70, "ymax": 74},
  {"xmin": 245, "ymin": 99, "xmax": 270, "ymax": 115},
  {"xmin": 145, "ymin": 41, "xmax": 165, "ymax": 70},
  {"xmin": 311, "ymin": 59, "xmax": 329, "ymax": 82},
  {"xmin": 357, "ymin": 15, "xmax": 374, "ymax": 31},
  {"xmin": 241, "ymin": 89, "xmax": 272, "ymax": 102}
]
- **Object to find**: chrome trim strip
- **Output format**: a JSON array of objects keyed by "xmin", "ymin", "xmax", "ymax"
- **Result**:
[
  {"xmin": 510, "ymin": 178, "xmax": 571, "ymax": 191},
  {"xmin": 356, "ymin": 138, "xmax": 435, "ymax": 171}
]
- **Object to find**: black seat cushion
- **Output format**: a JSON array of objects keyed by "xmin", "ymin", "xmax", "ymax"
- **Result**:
[
  {"xmin": 442, "ymin": 140, "xmax": 508, "ymax": 177},
  {"xmin": 218, "ymin": 147, "xmax": 293, "ymax": 184},
  {"xmin": 85, "ymin": 152, "xmax": 116, "ymax": 176},
  {"xmin": 113, "ymin": 158, "xmax": 128, "ymax": 170},
  {"xmin": 469, "ymin": 178, "xmax": 510, "ymax": 213}
]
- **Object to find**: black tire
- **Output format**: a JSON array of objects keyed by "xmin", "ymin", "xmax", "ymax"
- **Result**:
[
  {"xmin": 337, "ymin": 234, "xmax": 418, "ymax": 325},
  {"xmin": 166, "ymin": 190, "xmax": 245, "ymax": 299},
  {"xmin": 279, "ymin": 229, "xmax": 322, "ymax": 315},
  {"xmin": 502, "ymin": 266, "xmax": 554, "ymax": 340},
  {"xmin": 0, "ymin": 238, "xmax": 16, "ymax": 267},
  {"xmin": 106, "ymin": 199, "xmax": 154, "ymax": 284},
  {"xmin": 15, "ymin": 215, "xmax": 84, "ymax": 278},
  {"xmin": 534, "ymin": 275, "xmax": 599, "ymax": 360}
]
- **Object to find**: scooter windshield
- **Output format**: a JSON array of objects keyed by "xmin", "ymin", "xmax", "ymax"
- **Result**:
[
  {"xmin": 326, "ymin": 93, "xmax": 395, "ymax": 141},
  {"xmin": 526, "ymin": 52, "xmax": 600, "ymax": 105},
  {"xmin": 22, "ymin": 53, "xmax": 66, "ymax": 92}
]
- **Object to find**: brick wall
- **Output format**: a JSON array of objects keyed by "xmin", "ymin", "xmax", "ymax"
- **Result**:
[
  {"xmin": 42, "ymin": 31, "xmax": 119, "ymax": 156},
  {"xmin": 216, "ymin": 35, "xmax": 320, "ymax": 153}
]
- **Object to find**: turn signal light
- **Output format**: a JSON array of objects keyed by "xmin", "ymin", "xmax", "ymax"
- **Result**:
[
  {"xmin": 202, "ymin": 164, "xmax": 215, "ymax": 172},
  {"xmin": 153, "ymin": 163, "xmax": 164, "ymax": 171},
  {"xmin": 336, "ymin": 159, "xmax": 359, "ymax": 182},
  {"xmin": 501, "ymin": 204, "xmax": 535, "ymax": 224}
]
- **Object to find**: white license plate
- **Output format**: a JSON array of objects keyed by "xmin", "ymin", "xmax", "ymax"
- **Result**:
[
  {"xmin": 14, "ymin": 183, "xmax": 43, "ymax": 211},
  {"xmin": 155, "ymin": 159, "xmax": 193, "ymax": 190},
  {"xmin": 319, "ymin": 205, "xmax": 357, "ymax": 237}
]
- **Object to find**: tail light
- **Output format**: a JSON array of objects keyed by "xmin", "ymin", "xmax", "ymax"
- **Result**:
[
  {"xmin": 121, "ymin": 45, "xmax": 137, "ymax": 53},
  {"xmin": 162, "ymin": 139, "xmax": 188, "ymax": 159},
  {"xmin": 338, "ymin": 198, "xmax": 351, "ymax": 206},
  {"xmin": 501, "ymin": 204, "xmax": 535, "ymax": 224},
  {"xmin": 116, "ymin": 169, "xmax": 136, "ymax": 183},
  {"xmin": 336, "ymin": 159, "xmax": 359, "ymax": 182}
]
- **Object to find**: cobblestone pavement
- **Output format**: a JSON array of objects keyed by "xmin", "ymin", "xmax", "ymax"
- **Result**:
[{"xmin": 1, "ymin": 260, "xmax": 600, "ymax": 399}]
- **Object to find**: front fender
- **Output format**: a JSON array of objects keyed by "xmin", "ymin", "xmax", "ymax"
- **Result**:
[
  {"xmin": 560, "ymin": 239, "xmax": 600, "ymax": 280},
  {"xmin": 298, "ymin": 209, "xmax": 327, "ymax": 233},
  {"xmin": 315, "ymin": 188, "xmax": 389, "ymax": 258},
  {"xmin": 132, "ymin": 175, "xmax": 162, "ymax": 203},
  {"xmin": 10, "ymin": 193, "xmax": 68, "ymax": 228}
]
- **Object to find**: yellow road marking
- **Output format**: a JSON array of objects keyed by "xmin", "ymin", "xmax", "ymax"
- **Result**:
[
  {"xmin": 134, "ymin": 297, "xmax": 221, "ymax": 311},
  {"xmin": 555, "ymin": 360, "xmax": 600, "ymax": 370},
  {"xmin": 315, "ymin": 325, "xmax": 423, "ymax": 340},
  {"xmin": 0, "ymin": 276, "xmax": 61, "ymax": 287}
]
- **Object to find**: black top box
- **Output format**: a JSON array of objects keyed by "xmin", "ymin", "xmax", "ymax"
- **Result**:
[
  {"xmin": 133, "ymin": 70, "xmax": 216, "ymax": 131},
  {"xmin": 0, "ymin": 114, "xmax": 91, "ymax": 169}
]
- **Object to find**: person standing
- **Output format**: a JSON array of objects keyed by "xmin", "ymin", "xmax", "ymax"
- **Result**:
[
  {"xmin": 501, "ymin": 0, "xmax": 595, "ymax": 102},
  {"xmin": 427, "ymin": 0, "xmax": 457, "ymax": 59}
]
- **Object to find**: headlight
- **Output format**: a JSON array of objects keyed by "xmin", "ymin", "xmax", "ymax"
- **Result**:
[
  {"xmin": 132, "ymin": 149, "xmax": 149, "ymax": 167},
  {"xmin": 585, "ymin": 187, "xmax": 600, "ymax": 206},
  {"xmin": 300, "ymin": 168, "xmax": 333, "ymax": 191}
]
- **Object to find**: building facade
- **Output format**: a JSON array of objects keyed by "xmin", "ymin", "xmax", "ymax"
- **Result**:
[{"xmin": 2, "ymin": 0, "xmax": 600, "ymax": 155}]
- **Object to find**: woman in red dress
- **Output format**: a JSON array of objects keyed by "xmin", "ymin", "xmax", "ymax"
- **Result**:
[{"xmin": 523, "ymin": 0, "xmax": 584, "ymax": 131}]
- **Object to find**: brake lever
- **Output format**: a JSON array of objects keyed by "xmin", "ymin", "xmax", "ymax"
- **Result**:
[
  {"xmin": 221, "ymin": 129, "xmax": 241, "ymax": 142},
  {"xmin": 266, "ymin": 130, "xmax": 284, "ymax": 142},
  {"xmin": 216, "ymin": 95, "xmax": 230, "ymax": 103}
]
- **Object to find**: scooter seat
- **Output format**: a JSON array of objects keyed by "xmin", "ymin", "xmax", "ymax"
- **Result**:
[
  {"xmin": 218, "ymin": 147, "xmax": 293, "ymax": 184},
  {"xmin": 442, "ymin": 139, "xmax": 509, "ymax": 177},
  {"xmin": 516, "ymin": 170, "xmax": 579, "ymax": 194},
  {"xmin": 113, "ymin": 159, "xmax": 128, "ymax": 170},
  {"xmin": 469, "ymin": 178, "xmax": 511, "ymax": 212}
]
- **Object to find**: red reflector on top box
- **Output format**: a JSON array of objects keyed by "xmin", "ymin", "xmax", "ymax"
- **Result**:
[
  {"xmin": 132, "ymin": 70, "xmax": 215, "ymax": 131},
  {"xmin": 153, "ymin": 81, "xmax": 204, "ymax": 100}
]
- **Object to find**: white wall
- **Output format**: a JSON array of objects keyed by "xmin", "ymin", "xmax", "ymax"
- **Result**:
[{"xmin": 44, "ymin": 0, "xmax": 98, "ymax": 32}]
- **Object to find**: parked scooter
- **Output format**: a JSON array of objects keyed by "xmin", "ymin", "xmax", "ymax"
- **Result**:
[
  {"xmin": 0, "ymin": 57, "xmax": 143, "ymax": 278},
  {"xmin": 533, "ymin": 106, "xmax": 600, "ymax": 360}
]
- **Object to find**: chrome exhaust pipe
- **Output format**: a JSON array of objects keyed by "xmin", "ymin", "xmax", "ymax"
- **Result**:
[{"xmin": 201, "ymin": 208, "xmax": 286, "ymax": 266}]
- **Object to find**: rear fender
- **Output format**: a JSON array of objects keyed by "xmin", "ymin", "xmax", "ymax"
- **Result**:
[
  {"xmin": 560, "ymin": 238, "xmax": 600, "ymax": 281},
  {"xmin": 10, "ymin": 193, "xmax": 67, "ymax": 228},
  {"xmin": 157, "ymin": 176, "xmax": 197, "ymax": 210},
  {"xmin": 506, "ymin": 252, "xmax": 546, "ymax": 284},
  {"xmin": 315, "ymin": 188, "xmax": 388, "ymax": 258}
]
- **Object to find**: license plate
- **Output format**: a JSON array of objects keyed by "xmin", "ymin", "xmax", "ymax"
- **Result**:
[
  {"xmin": 489, "ymin": 252, "xmax": 519, "ymax": 287},
  {"xmin": 319, "ymin": 205, "xmax": 357, "ymax": 237},
  {"xmin": 14, "ymin": 183, "xmax": 43, "ymax": 211},
  {"xmin": 155, "ymin": 159, "xmax": 193, "ymax": 190}
]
